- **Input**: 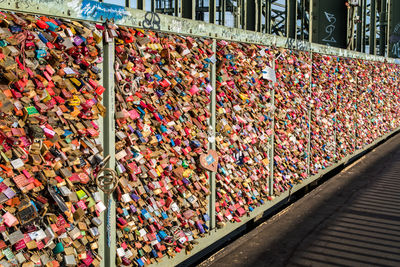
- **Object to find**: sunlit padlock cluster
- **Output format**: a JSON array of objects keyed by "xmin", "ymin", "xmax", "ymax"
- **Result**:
[
  {"xmin": 381, "ymin": 63, "xmax": 400, "ymax": 131},
  {"xmin": 273, "ymin": 49, "xmax": 311, "ymax": 194},
  {"xmin": 113, "ymin": 28, "xmax": 213, "ymax": 265},
  {"xmin": 374, "ymin": 62, "xmax": 392, "ymax": 135},
  {"xmin": 215, "ymin": 41, "xmax": 274, "ymax": 226},
  {"xmin": 335, "ymin": 58, "xmax": 358, "ymax": 160},
  {"xmin": 0, "ymin": 12, "xmax": 106, "ymax": 267},
  {"xmin": 355, "ymin": 59, "xmax": 376, "ymax": 149},
  {"xmin": 310, "ymin": 54, "xmax": 338, "ymax": 174}
]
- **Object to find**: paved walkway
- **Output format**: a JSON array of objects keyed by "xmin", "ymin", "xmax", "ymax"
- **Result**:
[{"xmin": 200, "ymin": 133, "xmax": 400, "ymax": 267}]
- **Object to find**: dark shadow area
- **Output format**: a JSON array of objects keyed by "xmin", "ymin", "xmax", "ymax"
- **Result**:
[{"xmin": 194, "ymin": 132, "xmax": 400, "ymax": 267}]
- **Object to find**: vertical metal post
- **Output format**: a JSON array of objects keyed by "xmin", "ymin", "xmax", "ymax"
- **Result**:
[
  {"xmin": 266, "ymin": 0, "xmax": 272, "ymax": 34},
  {"xmin": 182, "ymin": 0, "xmax": 195, "ymax": 19},
  {"xmin": 209, "ymin": 0, "xmax": 216, "ymax": 24},
  {"xmin": 386, "ymin": 0, "xmax": 391, "ymax": 56},
  {"xmin": 246, "ymin": 0, "xmax": 256, "ymax": 31},
  {"xmin": 379, "ymin": 0, "xmax": 387, "ymax": 56},
  {"xmin": 235, "ymin": 0, "xmax": 240, "ymax": 28},
  {"xmin": 257, "ymin": 0, "xmax": 262, "ymax": 32},
  {"xmin": 302, "ymin": 0, "xmax": 307, "ymax": 40},
  {"xmin": 242, "ymin": 0, "xmax": 248, "ymax": 29},
  {"xmin": 209, "ymin": 39, "xmax": 217, "ymax": 230},
  {"xmin": 222, "ymin": 0, "xmax": 226, "ymax": 26},
  {"xmin": 151, "ymin": 0, "xmax": 155, "ymax": 12},
  {"xmin": 357, "ymin": 4, "xmax": 363, "ymax": 51},
  {"xmin": 103, "ymin": 40, "xmax": 116, "ymax": 267},
  {"xmin": 347, "ymin": 5, "xmax": 355, "ymax": 50},
  {"xmin": 125, "ymin": 0, "xmax": 130, "ymax": 8},
  {"xmin": 370, "ymin": 0, "xmax": 377, "ymax": 54},
  {"xmin": 286, "ymin": 0, "xmax": 297, "ymax": 38},
  {"xmin": 97, "ymin": 48, "xmax": 105, "ymax": 267},
  {"xmin": 175, "ymin": 0, "xmax": 180, "ymax": 17},
  {"xmin": 362, "ymin": 0, "xmax": 367, "ymax": 52},
  {"xmin": 334, "ymin": 57, "xmax": 338, "ymax": 161},
  {"xmin": 307, "ymin": 51, "xmax": 313, "ymax": 176},
  {"xmin": 269, "ymin": 56, "xmax": 276, "ymax": 196},
  {"xmin": 357, "ymin": 0, "xmax": 367, "ymax": 52},
  {"xmin": 354, "ymin": 59, "xmax": 359, "ymax": 151},
  {"xmin": 137, "ymin": 0, "xmax": 145, "ymax": 10},
  {"xmin": 308, "ymin": 0, "xmax": 313, "ymax": 42}
]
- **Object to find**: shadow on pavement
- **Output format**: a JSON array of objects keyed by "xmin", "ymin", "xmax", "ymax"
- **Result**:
[{"xmin": 200, "ymin": 134, "xmax": 400, "ymax": 267}]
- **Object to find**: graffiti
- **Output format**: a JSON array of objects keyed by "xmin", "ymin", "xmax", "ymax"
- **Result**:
[
  {"xmin": 322, "ymin": 12, "xmax": 337, "ymax": 44},
  {"xmin": 81, "ymin": 0, "xmax": 129, "ymax": 21},
  {"xmin": 142, "ymin": 11, "xmax": 161, "ymax": 30},
  {"xmin": 285, "ymin": 38, "xmax": 311, "ymax": 52},
  {"xmin": 390, "ymin": 23, "xmax": 400, "ymax": 57},
  {"xmin": 392, "ymin": 42, "xmax": 400, "ymax": 58}
]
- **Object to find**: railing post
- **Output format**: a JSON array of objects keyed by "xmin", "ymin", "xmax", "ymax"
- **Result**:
[
  {"xmin": 334, "ymin": 69, "xmax": 338, "ymax": 162},
  {"xmin": 269, "ymin": 55, "xmax": 276, "ymax": 196},
  {"xmin": 97, "ymin": 45, "xmax": 105, "ymax": 267},
  {"xmin": 209, "ymin": 39, "xmax": 217, "ymax": 230},
  {"xmin": 354, "ymin": 59, "xmax": 359, "ymax": 151},
  {"xmin": 307, "ymin": 51, "xmax": 313, "ymax": 176},
  {"xmin": 102, "ymin": 38, "xmax": 116, "ymax": 267}
]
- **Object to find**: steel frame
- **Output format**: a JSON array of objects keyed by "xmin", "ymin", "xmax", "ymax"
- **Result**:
[{"xmin": 1, "ymin": 1, "xmax": 399, "ymax": 266}]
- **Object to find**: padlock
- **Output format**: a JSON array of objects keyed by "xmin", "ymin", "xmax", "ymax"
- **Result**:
[
  {"xmin": 214, "ymin": 41, "xmax": 275, "ymax": 224},
  {"xmin": 273, "ymin": 48, "xmax": 311, "ymax": 194},
  {"xmin": 113, "ymin": 28, "xmax": 213, "ymax": 261},
  {"xmin": 310, "ymin": 54, "xmax": 338, "ymax": 174},
  {"xmin": 0, "ymin": 11, "xmax": 106, "ymax": 266}
]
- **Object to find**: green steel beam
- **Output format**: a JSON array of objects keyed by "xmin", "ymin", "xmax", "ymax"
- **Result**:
[
  {"xmin": 246, "ymin": 0, "xmax": 262, "ymax": 32},
  {"xmin": 308, "ymin": 0, "xmax": 312, "ymax": 42},
  {"xmin": 241, "ymin": 0, "xmax": 247, "ymax": 29},
  {"xmin": 370, "ymin": 0, "xmax": 377, "ymax": 54},
  {"xmin": 256, "ymin": 0, "xmax": 262, "ymax": 32},
  {"xmin": 246, "ymin": 0, "xmax": 256, "ymax": 31},
  {"xmin": 362, "ymin": 0, "xmax": 367, "ymax": 52},
  {"xmin": 182, "ymin": 0, "xmax": 195, "ymax": 19},
  {"xmin": 222, "ymin": 0, "xmax": 226, "ymax": 25},
  {"xmin": 299, "ymin": 0, "xmax": 306, "ymax": 40},
  {"xmin": 386, "ymin": 0, "xmax": 391, "ymax": 56},
  {"xmin": 357, "ymin": 2, "xmax": 364, "ymax": 52},
  {"xmin": 174, "ymin": 0, "xmax": 179, "ymax": 17},
  {"xmin": 312, "ymin": 0, "xmax": 348, "ymax": 49},
  {"xmin": 379, "ymin": 0, "xmax": 387, "ymax": 56},
  {"xmin": 266, "ymin": 0, "xmax": 272, "ymax": 33},
  {"xmin": 356, "ymin": 5, "xmax": 361, "ymax": 51},
  {"xmin": 138, "ymin": 0, "xmax": 146, "ymax": 10},
  {"xmin": 389, "ymin": 0, "xmax": 400, "ymax": 57},
  {"xmin": 286, "ymin": 0, "xmax": 297, "ymax": 38},
  {"xmin": 209, "ymin": 0, "xmax": 216, "ymax": 24}
]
